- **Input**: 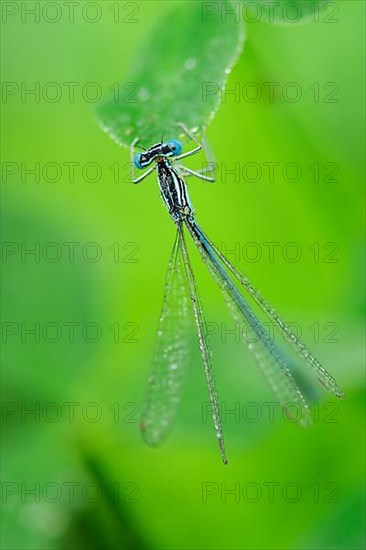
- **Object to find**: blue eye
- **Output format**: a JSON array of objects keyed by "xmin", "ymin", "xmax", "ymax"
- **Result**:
[
  {"xmin": 167, "ymin": 140, "xmax": 183, "ymax": 156},
  {"xmin": 134, "ymin": 153, "xmax": 144, "ymax": 169}
]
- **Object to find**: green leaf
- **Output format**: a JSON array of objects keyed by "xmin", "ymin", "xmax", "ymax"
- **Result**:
[
  {"xmin": 97, "ymin": 1, "xmax": 244, "ymax": 148},
  {"xmin": 243, "ymin": 0, "xmax": 331, "ymax": 25}
]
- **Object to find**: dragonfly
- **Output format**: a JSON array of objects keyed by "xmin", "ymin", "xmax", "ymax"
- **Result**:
[{"xmin": 131, "ymin": 123, "xmax": 344, "ymax": 464}]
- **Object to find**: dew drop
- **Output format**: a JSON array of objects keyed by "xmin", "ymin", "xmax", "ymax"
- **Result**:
[
  {"xmin": 184, "ymin": 58, "xmax": 197, "ymax": 70},
  {"xmin": 138, "ymin": 87, "xmax": 150, "ymax": 102}
]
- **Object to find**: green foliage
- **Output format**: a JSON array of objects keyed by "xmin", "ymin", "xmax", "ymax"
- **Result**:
[{"xmin": 97, "ymin": 1, "xmax": 244, "ymax": 147}]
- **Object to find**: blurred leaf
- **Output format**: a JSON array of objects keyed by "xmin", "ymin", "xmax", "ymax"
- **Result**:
[
  {"xmin": 243, "ymin": 0, "xmax": 331, "ymax": 24},
  {"xmin": 97, "ymin": 0, "xmax": 244, "ymax": 147},
  {"xmin": 62, "ymin": 451, "xmax": 148, "ymax": 550}
]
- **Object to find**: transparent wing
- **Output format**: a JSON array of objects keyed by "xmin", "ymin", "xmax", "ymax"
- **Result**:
[
  {"xmin": 187, "ymin": 220, "xmax": 313, "ymax": 427},
  {"xmin": 196, "ymin": 225, "xmax": 344, "ymax": 399},
  {"xmin": 140, "ymin": 229, "xmax": 191, "ymax": 446},
  {"xmin": 179, "ymin": 225, "xmax": 227, "ymax": 464}
]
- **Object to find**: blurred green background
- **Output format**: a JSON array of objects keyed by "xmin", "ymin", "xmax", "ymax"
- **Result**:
[{"xmin": 1, "ymin": 1, "xmax": 365, "ymax": 549}]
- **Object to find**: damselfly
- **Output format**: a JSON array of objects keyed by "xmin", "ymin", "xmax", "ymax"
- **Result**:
[{"xmin": 131, "ymin": 123, "xmax": 343, "ymax": 464}]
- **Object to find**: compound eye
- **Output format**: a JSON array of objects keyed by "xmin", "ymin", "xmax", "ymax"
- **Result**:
[
  {"xmin": 134, "ymin": 153, "xmax": 144, "ymax": 169},
  {"xmin": 166, "ymin": 139, "xmax": 183, "ymax": 156}
]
